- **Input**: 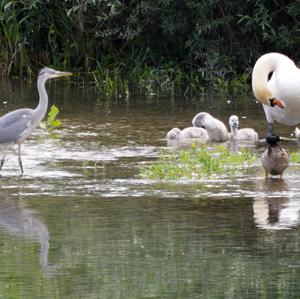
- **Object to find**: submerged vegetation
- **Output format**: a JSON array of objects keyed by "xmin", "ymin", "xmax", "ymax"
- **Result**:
[
  {"xmin": 141, "ymin": 145, "xmax": 257, "ymax": 180},
  {"xmin": 0, "ymin": 1, "xmax": 300, "ymax": 97}
]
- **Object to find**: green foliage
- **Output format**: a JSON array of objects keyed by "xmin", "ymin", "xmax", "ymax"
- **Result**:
[
  {"xmin": 92, "ymin": 63, "xmax": 129, "ymax": 100},
  {"xmin": 290, "ymin": 151, "xmax": 300, "ymax": 163},
  {"xmin": 141, "ymin": 145, "xmax": 257, "ymax": 180},
  {"xmin": 46, "ymin": 105, "xmax": 61, "ymax": 129},
  {"xmin": 0, "ymin": 0, "xmax": 300, "ymax": 95}
]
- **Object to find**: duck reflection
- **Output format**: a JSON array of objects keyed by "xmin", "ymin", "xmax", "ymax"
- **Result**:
[
  {"xmin": 253, "ymin": 178, "xmax": 300, "ymax": 230},
  {"xmin": 0, "ymin": 195, "xmax": 54, "ymax": 274}
]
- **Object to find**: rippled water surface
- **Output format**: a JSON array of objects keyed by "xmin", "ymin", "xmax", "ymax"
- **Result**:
[{"xmin": 0, "ymin": 80, "xmax": 300, "ymax": 298}]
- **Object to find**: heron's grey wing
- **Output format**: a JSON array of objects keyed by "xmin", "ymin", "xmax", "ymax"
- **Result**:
[{"xmin": 0, "ymin": 109, "xmax": 34, "ymax": 143}]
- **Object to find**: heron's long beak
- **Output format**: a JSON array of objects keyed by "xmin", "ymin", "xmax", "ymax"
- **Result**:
[{"xmin": 50, "ymin": 71, "xmax": 73, "ymax": 79}]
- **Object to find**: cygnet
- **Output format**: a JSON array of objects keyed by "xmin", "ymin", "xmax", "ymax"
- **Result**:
[
  {"xmin": 192, "ymin": 112, "xmax": 229, "ymax": 142},
  {"xmin": 229, "ymin": 115, "xmax": 258, "ymax": 142},
  {"xmin": 166, "ymin": 127, "xmax": 208, "ymax": 140}
]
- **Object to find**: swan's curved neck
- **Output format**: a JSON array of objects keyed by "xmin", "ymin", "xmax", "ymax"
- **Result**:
[
  {"xmin": 252, "ymin": 53, "xmax": 294, "ymax": 105},
  {"xmin": 33, "ymin": 77, "xmax": 48, "ymax": 125}
]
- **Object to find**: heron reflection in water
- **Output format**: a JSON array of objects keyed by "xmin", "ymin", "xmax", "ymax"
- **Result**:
[
  {"xmin": 0, "ymin": 195, "xmax": 55, "ymax": 274},
  {"xmin": 0, "ymin": 68, "xmax": 72, "ymax": 174}
]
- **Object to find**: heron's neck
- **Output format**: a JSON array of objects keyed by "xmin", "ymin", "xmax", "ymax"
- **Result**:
[{"xmin": 33, "ymin": 77, "xmax": 48, "ymax": 124}]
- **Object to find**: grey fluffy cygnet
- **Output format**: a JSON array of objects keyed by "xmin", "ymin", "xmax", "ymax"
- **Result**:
[
  {"xmin": 166, "ymin": 127, "xmax": 208, "ymax": 140},
  {"xmin": 229, "ymin": 115, "xmax": 258, "ymax": 142},
  {"xmin": 192, "ymin": 112, "xmax": 229, "ymax": 142}
]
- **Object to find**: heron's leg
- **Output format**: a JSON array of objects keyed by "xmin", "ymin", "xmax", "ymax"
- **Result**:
[
  {"xmin": 0, "ymin": 154, "xmax": 6, "ymax": 170},
  {"xmin": 18, "ymin": 144, "xmax": 24, "ymax": 174}
]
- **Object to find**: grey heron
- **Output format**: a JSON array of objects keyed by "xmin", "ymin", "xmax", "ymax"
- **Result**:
[{"xmin": 0, "ymin": 67, "xmax": 72, "ymax": 174}]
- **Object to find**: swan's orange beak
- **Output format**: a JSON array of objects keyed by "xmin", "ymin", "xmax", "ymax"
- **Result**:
[
  {"xmin": 269, "ymin": 97, "xmax": 285, "ymax": 109},
  {"xmin": 273, "ymin": 98, "xmax": 285, "ymax": 109}
]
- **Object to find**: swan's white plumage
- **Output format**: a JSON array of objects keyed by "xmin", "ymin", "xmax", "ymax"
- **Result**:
[
  {"xmin": 192, "ymin": 112, "xmax": 229, "ymax": 142},
  {"xmin": 252, "ymin": 52, "xmax": 300, "ymax": 126}
]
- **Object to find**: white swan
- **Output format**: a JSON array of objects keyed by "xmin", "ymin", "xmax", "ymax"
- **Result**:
[
  {"xmin": 229, "ymin": 115, "xmax": 258, "ymax": 142},
  {"xmin": 166, "ymin": 127, "xmax": 208, "ymax": 140},
  {"xmin": 252, "ymin": 52, "xmax": 300, "ymax": 136},
  {"xmin": 192, "ymin": 112, "xmax": 230, "ymax": 142}
]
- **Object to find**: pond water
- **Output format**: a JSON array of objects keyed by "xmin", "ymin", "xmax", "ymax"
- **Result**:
[{"xmin": 0, "ymin": 79, "xmax": 300, "ymax": 298}]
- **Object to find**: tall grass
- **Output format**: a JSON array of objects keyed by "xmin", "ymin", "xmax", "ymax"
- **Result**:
[
  {"xmin": 91, "ymin": 61, "xmax": 250, "ymax": 99},
  {"xmin": 0, "ymin": 1, "xmax": 31, "ymax": 76},
  {"xmin": 92, "ymin": 63, "xmax": 129, "ymax": 100}
]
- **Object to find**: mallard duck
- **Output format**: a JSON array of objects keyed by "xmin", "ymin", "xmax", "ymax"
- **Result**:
[
  {"xmin": 252, "ymin": 53, "xmax": 300, "ymax": 137},
  {"xmin": 192, "ymin": 112, "xmax": 230, "ymax": 142},
  {"xmin": 261, "ymin": 135, "xmax": 289, "ymax": 178},
  {"xmin": 229, "ymin": 115, "xmax": 258, "ymax": 142},
  {"xmin": 166, "ymin": 127, "xmax": 208, "ymax": 140}
]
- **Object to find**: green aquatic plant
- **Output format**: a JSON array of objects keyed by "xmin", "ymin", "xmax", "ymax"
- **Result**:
[
  {"xmin": 92, "ymin": 62, "xmax": 129, "ymax": 100},
  {"xmin": 215, "ymin": 77, "xmax": 229, "ymax": 95},
  {"xmin": 230, "ymin": 73, "xmax": 250, "ymax": 95},
  {"xmin": 40, "ymin": 105, "xmax": 62, "ymax": 130},
  {"xmin": 290, "ymin": 151, "xmax": 300, "ymax": 163},
  {"xmin": 140, "ymin": 145, "xmax": 257, "ymax": 180},
  {"xmin": 46, "ymin": 105, "xmax": 61, "ymax": 129}
]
